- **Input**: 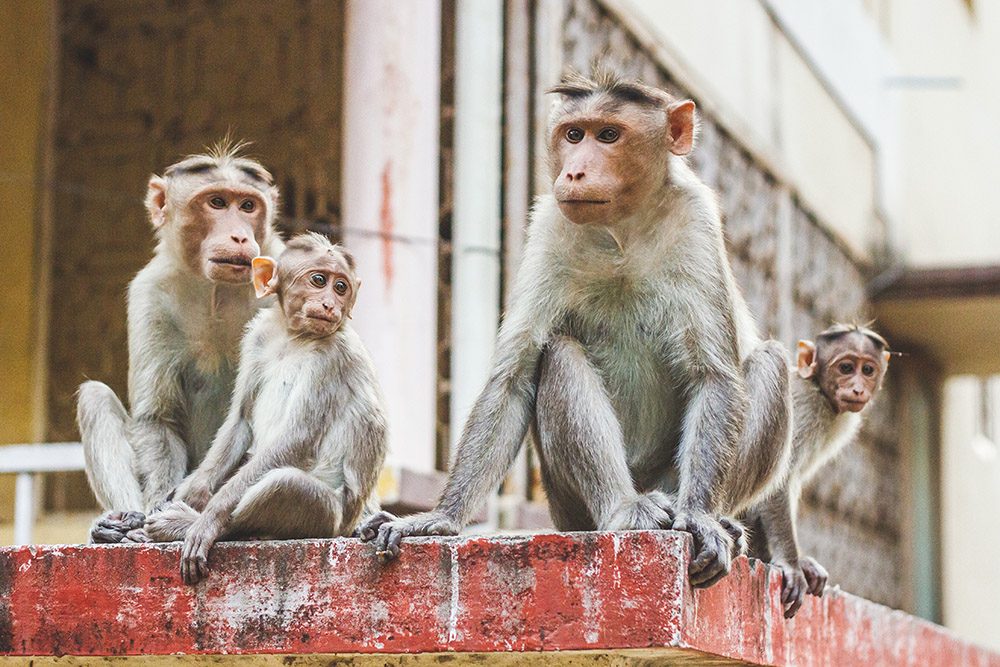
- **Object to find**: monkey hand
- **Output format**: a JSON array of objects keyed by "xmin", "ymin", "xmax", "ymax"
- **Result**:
[
  {"xmin": 773, "ymin": 559, "xmax": 808, "ymax": 618},
  {"xmin": 89, "ymin": 510, "xmax": 147, "ymax": 544},
  {"xmin": 358, "ymin": 510, "xmax": 459, "ymax": 563},
  {"xmin": 180, "ymin": 514, "xmax": 222, "ymax": 585},
  {"xmin": 799, "ymin": 556, "xmax": 828, "ymax": 598},
  {"xmin": 671, "ymin": 510, "xmax": 734, "ymax": 589},
  {"xmin": 174, "ymin": 475, "xmax": 213, "ymax": 513},
  {"xmin": 718, "ymin": 515, "xmax": 748, "ymax": 558},
  {"xmin": 605, "ymin": 491, "xmax": 674, "ymax": 530}
]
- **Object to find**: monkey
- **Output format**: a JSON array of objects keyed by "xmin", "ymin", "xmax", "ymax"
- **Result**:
[
  {"xmin": 76, "ymin": 140, "xmax": 284, "ymax": 543},
  {"xmin": 144, "ymin": 232, "xmax": 389, "ymax": 585},
  {"xmin": 741, "ymin": 323, "xmax": 891, "ymax": 618},
  {"xmin": 360, "ymin": 67, "xmax": 793, "ymax": 588}
]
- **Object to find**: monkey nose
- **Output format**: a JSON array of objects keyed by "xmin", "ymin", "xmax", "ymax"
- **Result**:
[
  {"xmin": 565, "ymin": 171, "xmax": 585, "ymax": 181},
  {"xmin": 231, "ymin": 234, "xmax": 250, "ymax": 244}
]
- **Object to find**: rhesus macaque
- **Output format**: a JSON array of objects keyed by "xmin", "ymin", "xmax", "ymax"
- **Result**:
[
  {"xmin": 742, "ymin": 323, "xmax": 890, "ymax": 618},
  {"xmin": 77, "ymin": 140, "xmax": 284, "ymax": 543},
  {"xmin": 145, "ymin": 233, "xmax": 388, "ymax": 585},
  {"xmin": 361, "ymin": 67, "xmax": 792, "ymax": 588}
]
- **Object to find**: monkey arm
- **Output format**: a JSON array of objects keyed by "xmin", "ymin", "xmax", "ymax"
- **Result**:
[
  {"xmin": 175, "ymin": 362, "xmax": 262, "ymax": 510},
  {"xmin": 751, "ymin": 484, "xmax": 813, "ymax": 617}
]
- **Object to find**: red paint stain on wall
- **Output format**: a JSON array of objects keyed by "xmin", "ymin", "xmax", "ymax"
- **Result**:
[{"xmin": 380, "ymin": 162, "xmax": 394, "ymax": 288}]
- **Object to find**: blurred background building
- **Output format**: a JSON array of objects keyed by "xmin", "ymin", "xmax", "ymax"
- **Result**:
[{"xmin": 1, "ymin": 0, "xmax": 998, "ymax": 651}]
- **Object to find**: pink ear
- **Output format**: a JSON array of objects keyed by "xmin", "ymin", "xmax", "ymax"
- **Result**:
[
  {"xmin": 797, "ymin": 340, "xmax": 818, "ymax": 379},
  {"xmin": 145, "ymin": 177, "xmax": 168, "ymax": 229},
  {"xmin": 882, "ymin": 350, "xmax": 891, "ymax": 368},
  {"xmin": 252, "ymin": 257, "xmax": 278, "ymax": 298},
  {"xmin": 668, "ymin": 100, "xmax": 696, "ymax": 156}
]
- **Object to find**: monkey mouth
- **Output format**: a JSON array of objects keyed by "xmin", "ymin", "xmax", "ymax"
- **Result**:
[
  {"xmin": 306, "ymin": 314, "xmax": 338, "ymax": 323},
  {"xmin": 210, "ymin": 256, "xmax": 253, "ymax": 268},
  {"xmin": 559, "ymin": 199, "xmax": 611, "ymax": 204}
]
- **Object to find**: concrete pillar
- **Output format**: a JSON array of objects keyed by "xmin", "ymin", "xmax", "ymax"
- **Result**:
[
  {"xmin": 342, "ymin": 0, "xmax": 441, "ymax": 473},
  {"xmin": 449, "ymin": 0, "xmax": 504, "ymax": 457}
]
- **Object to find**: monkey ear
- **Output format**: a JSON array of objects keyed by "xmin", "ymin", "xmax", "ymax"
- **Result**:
[
  {"xmin": 145, "ymin": 177, "xmax": 168, "ymax": 229},
  {"xmin": 252, "ymin": 257, "xmax": 279, "ymax": 298},
  {"xmin": 797, "ymin": 340, "xmax": 819, "ymax": 379},
  {"xmin": 345, "ymin": 280, "xmax": 361, "ymax": 319},
  {"xmin": 667, "ymin": 100, "xmax": 696, "ymax": 156},
  {"xmin": 882, "ymin": 350, "xmax": 891, "ymax": 369}
]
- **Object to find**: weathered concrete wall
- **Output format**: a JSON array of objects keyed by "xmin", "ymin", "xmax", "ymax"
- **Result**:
[{"xmin": 0, "ymin": 534, "xmax": 996, "ymax": 665}]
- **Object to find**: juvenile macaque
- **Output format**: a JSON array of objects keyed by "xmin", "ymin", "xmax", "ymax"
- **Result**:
[
  {"xmin": 77, "ymin": 140, "xmax": 284, "ymax": 542},
  {"xmin": 146, "ymin": 233, "xmax": 388, "ymax": 584},
  {"xmin": 362, "ymin": 67, "xmax": 793, "ymax": 588},
  {"xmin": 743, "ymin": 323, "xmax": 891, "ymax": 617}
]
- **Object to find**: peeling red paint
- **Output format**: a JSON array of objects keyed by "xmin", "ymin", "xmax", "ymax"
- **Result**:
[
  {"xmin": 0, "ymin": 533, "xmax": 997, "ymax": 665},
  {"xmin": 379, "ymin": 162, "xmax": 394, "ymax": 289}
]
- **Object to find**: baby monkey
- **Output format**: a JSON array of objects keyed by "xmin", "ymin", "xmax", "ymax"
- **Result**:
[
  {"xmin": 146, "ymin": 233, "xmax": 388, "ymax": 585},
  {"xmin": 742, "ymin": 323, "xmax": 891, "ymax": 617}
]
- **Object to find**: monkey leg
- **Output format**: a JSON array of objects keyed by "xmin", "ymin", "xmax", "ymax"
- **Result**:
[
  {"xmin": 535, "ymin": 336, "xmax": 673, "ymax": 532},
  {"xmin": 225, "ymin": 467, "xmax": 345, "ymax": 540},
  {"xmin": 78, "ymin": 381, "xmax": 147, "ymax": 543},
  {"xmin": 723, "ymin": 340, "xmax": 792, "ymax": 513}
]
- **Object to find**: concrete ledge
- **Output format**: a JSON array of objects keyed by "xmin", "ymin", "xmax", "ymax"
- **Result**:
[{"xmin": 0, "ymin": 531, "xmax": 997, "ymax": 665}]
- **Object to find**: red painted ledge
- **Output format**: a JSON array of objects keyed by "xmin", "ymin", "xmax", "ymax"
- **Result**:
[{"xmin": 0, "ymin": 531, "xmax": 996, "ymax": 665}]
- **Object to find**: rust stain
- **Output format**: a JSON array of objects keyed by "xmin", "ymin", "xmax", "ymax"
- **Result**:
[{"xmin": 380, "ymin": 162, "xmax": 394, "ymax": 289}]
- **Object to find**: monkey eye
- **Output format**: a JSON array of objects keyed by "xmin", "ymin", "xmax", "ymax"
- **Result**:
[
  {"xmin": 862, "ymin": 365, "xmax": 875, "ymax": 376},
  {"xmin": 839, "ymin": 362, "xmax": 855, "ymax": 374},
  {"xmin": 566, "ymin": 128, "xmax": 584, "ymax": 143},
  {"xmin": 239, "ymin": 199, "xmax": 255, "ymax": 212},
  {"xmin": 334, "ymin": 280, "xmax": 348, "ymax": 295},
  {"xmin": 310, "ymin": 273, "xmax": 327, "ymax": 288},
  {"xmin": 209, "ymin": 196, "xmax": 226, "ymax": 208},
  {"xmin": 597, "ymin": 128, "xmax": 619, "ymax": 143}
]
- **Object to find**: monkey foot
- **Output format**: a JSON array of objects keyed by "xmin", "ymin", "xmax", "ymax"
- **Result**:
[
  {"xmin": 800, "ymin": 555, "xmax": 828, "ymax": 597},
  {"xmin": 358, "ymin": 510, "xmax": 459, "ymax": 563},
  {"xmin": 671, "ymin": 511, "xmax": 733, "ymax": 589},
  {"xmin": 89, "ymin": 510, "xmax": 147, "ymax": 544},
  {"xmin": 719, "ymin": 516, "xmax": 748, "ymax": 558}
]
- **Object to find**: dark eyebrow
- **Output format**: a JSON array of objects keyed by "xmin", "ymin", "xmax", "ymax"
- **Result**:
[
  {"xmin": 238, "ymin": 166, "xmax": 272, "ymax": 185},
  {"xmin": 167, "ymin": 161, "xmax": 218, "ymax": 177}
]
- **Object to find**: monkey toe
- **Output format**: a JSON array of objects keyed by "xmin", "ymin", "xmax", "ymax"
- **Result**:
[
  {"xmin": 359, "ymin": 511, "xmax": 398, "ymax": 543},
  {"xmin": 719, "ymin": 516, "xmax": 748, "ymax": 558},
  {"xmin": 90, "ymin": 525, "xmax": 127, "ymax": 543},
  {"xmin": 776, "ymin": 562, "xmax": 807, "ymax": 618},
  {"xmin": 124, "ymin": 528, "xmax": 151, "ymax": 543},
  {"xmin": 800, "ymin": 556, "xmax": 828, "ymax": 597}
]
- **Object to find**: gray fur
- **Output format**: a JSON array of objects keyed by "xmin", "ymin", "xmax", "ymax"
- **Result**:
[
  {"xmin": 361, "ymin": 107, "xmax": 792, "ymax": 587},
  {"xmin": 146, "ymin": 305, "xmax": 389, "ymax": 546}
]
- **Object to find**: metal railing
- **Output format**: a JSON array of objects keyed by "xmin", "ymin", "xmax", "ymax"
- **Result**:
[{"xmin": 0, "ymin": 443, "xmax": 85, "ymax": 545}]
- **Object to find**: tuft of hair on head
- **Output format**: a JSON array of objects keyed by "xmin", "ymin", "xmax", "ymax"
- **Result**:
[
  {"xmin": 547, "ymin": 63, "xmax": 664, "ymax": 107},
  {"xmin": 817, "ymin": 321, "xmax": 889, "ymax": 351},
  {"xmin": 281, "ymin": 232, "xmax": 356, "ymax": 271},
  {"xmin": 163, "ymin": 133, "xmax": 275, "ymax": 187}
]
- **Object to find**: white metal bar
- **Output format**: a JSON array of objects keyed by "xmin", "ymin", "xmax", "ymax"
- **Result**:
[
  {"xmin": 14, "ymin": 472, "xmax": 35, "ymax": 545},
  {"xmin": 0, "ymin": 442, "xmax": 85, "ymax": 474}
]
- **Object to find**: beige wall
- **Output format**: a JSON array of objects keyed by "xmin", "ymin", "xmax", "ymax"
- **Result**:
[
  {"xmin": 881, "ymin": 2, "xmax": 1000, "ymax": 268},
  {"xmin": 941, "ymin": 376, "xmax": 1000, "ymax": 651},
  {"xmin": 618, "ymin": 0, "xmax": 880, "ymax": 261}
]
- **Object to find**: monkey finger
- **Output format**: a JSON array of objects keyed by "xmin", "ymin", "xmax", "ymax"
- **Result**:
[
  {"xmin": 125, "ymin": 528, "xmax": 151, "ymax": 543},
  {"xmin": 120, "ymin": 511, "xmax": 147, "ymax": 530},
  {"xmin": 197, "ymin": 554, "xmax": 209, "ymax": 582}
]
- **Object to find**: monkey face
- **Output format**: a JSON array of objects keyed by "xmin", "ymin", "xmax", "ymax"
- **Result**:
[
  {"xmin": 799, "ymin": 331, "xmax": 889, "ymax": 414},
  {"xmin": 548, "ymin": 99, "xmax": 694, "ymax": 227},
  {"xmin": 146, "ymin": 154, "xmax": 278, "ymax": 284},
  {"xmin": 269, "ymin": 251, "xmax": 358, "ymax": 339}
]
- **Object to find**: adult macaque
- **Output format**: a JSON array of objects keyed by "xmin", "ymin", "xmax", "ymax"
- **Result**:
[
  {"xmin": 145, "ymin": 233, "xmax": 388, "ymax": 585},
  {"xmin": 362, "ymin": 68, "xmax": 792, "ymax": 588},
  {"xmin": 742, "ymin": 323, "xmax": 891, "ymax": 617},
  {"xmin": 77, "ymin": 141, "xmax": 284, "ymax": 542}
]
